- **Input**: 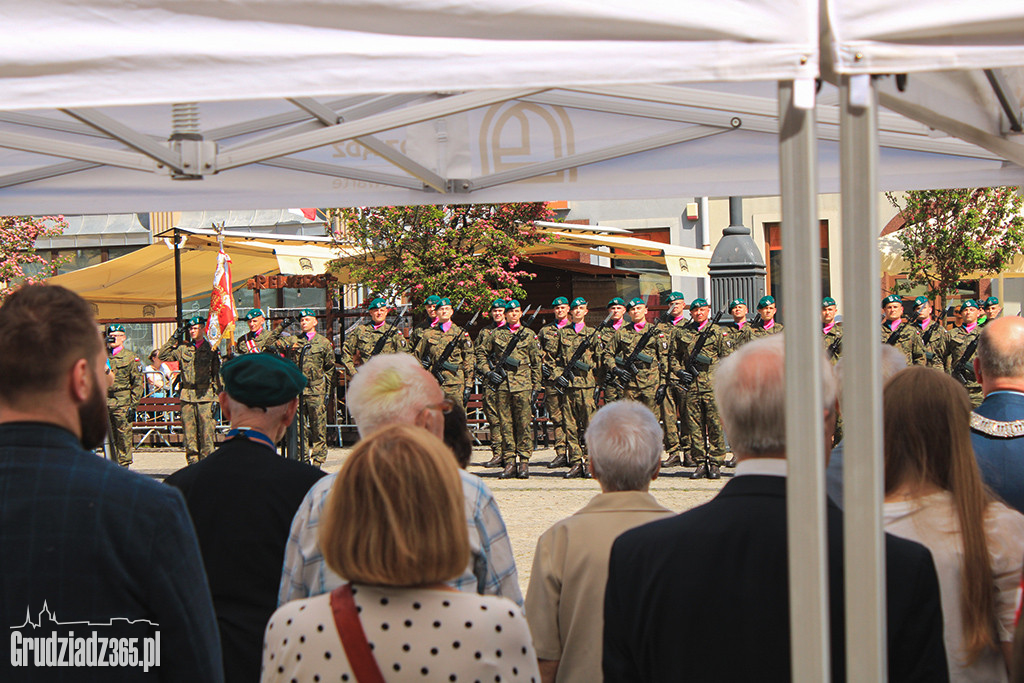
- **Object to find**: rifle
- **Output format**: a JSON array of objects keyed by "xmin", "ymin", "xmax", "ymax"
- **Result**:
[
  {"xmin": 675, "ymin": 310, "xmax": 724, "ymax": 388},
  {"xmin": 951, "ymin": 334, "xmax": 980, "ymax": 385},
  {"xmin": 883, "ymin": 320, "xmax": 905, "ymax": 346},
  {"xmin": 369, "ymin": 304, "xmax": 409, "ymax": 356},
  {"xmin": 608, "ymin": 318, "xmax": 662, "ymax": 390},
  {"xmin": 484, "ymin": 306, "xmax": 539, "ymax": 389},
  {"xmin": 343, "ymin": 311, "xmax": 367, "ymax": 335},
  {"xmin": 553, "ymin": 311, "xmax": 613, "ymax": 395},
  {"xmin": 424, "ymin": 300, "xmax": 470, "ymax": 382},
  {"xmin": 826, "ymin": 333, "xmax": 842, "ymax": 361}
]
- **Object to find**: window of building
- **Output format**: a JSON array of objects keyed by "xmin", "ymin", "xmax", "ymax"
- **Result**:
[{"xmin": 763, "ymin": 221, "xmax": 831, "ymax": 316}]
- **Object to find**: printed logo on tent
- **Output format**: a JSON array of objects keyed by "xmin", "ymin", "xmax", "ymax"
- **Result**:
[{"xmin": 478, "ymin": 103, "xmax": 577, "ymax": 184}]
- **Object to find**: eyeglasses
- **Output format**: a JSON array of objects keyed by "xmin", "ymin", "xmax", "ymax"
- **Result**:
[{"xmin": 423, "ymin": 398, "xmax": 454, "ymax": 415}]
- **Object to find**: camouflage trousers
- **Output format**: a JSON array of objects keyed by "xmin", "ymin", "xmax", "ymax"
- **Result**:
[
  {"xmin": 107, "ymin": 402, "xmax": 134, "ymax": 467},
  {"xmin": 497, "ymin": 389, "xmax": 533, "ymax": 463},
  {"xmin": 442, "ymin": 384, "xmax": 466, "ymax": 413},
  {"xmin": 181, "ymin": 400, "xmax": 216, "ymax": 465},
  {"xmin": 298, "ymin": 394, "xmax": 328, "ymax": 466},
  {"xmin": 685, "ymin": 389, "xmax": 726, "ymax": 465},
  {"xmin": 622, "ymin": 385, "xmax": 658, "ymax": 412},
  {"xmin": 601, "ymin": 383, "xmax": 623, "ymax": 404},
  {"xmin": 660, "ymin": 389, "xmax": 684, "ymax": 457},
  {"xmin": 542, "ymin": 382, "xmax": 567, "ymax": 457},
  {"xmin": 563, "ymin": 388, "xmax": 596, "ymax": 464},
  {"xmin": 481, "ymin": 386, "xmax": 503, "ymax": 460}
]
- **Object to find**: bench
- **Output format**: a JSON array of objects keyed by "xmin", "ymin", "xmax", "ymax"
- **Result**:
[{"xmin": 133, "ymin": 396, "xmax": 182, "ymax": 447}]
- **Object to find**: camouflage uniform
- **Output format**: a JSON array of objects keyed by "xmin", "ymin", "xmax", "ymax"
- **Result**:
[
  {"xmin": 949, "ymin": 324, "xmax": 984, "ymax": 406},
  {"xmin": 538, "ymin": 320, "xmax": 570, "ymax": 459},
  {"xmin": 159, "ymin": 336, "xmax": 221, "ymax": 464},
  {"xmin": 477, "ymin": 324, "xmax": 540, "ymax": 465},
  {"xmin": 106, "ymin": 347, "xmax": 144, "ymax": 467},
  {"xmin": 912, "ymin": 318, "xmax": 952, "ymax": 372},
  {"xmin": 654, "ymin": 317, "xmax": 686, "ymax": 461},
  {"xmin": 672, "ymin": 320, "xmax": 728, "ymax": 467},
  {"xmin": 595, "ymin": 321, "xmax": 626, "ymax": 403},
  {"xmin": 409, "ymin": 318, "xmax": 436, "ymax": 350},
  {"xmin": 555, "ymin": 323, "xmax": 600, "ymax": 466},
  {"xmin": 270, "ymin": 330, "xmax": 336, "ymax": 465},
  {"xmin": 719, "ymin": 321, "xmax": 747, "ymax": 356},
  {"xmin": 475, "ymin": 321, "xmax": 508, "ymax": 463},
  {"xmin": 741, "ymin": 319, "xmax": 785, "ymax": 342},
  {"xmin": 415, "ymin": 322, "xmax": 474, "ymax": 410},
  {"xmin": 822, "ymin": 322, "xmax": 843, "ymax": 365},
  {"xmin": 604, "ymin": 320, "xmax": 670, "ymax": 412},
  {"xmin": 339, "ymin": 321, "xmax": 407, "ymax": 378},
  {"xmin": 234, "ymin": 327, "xmax": 277, "ymax": 355},
  {"xmin": 880, "ymin": 320, "xmax": 926, "ymax": 366}
]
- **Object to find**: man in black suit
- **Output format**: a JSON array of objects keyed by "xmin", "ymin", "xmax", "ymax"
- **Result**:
[
  {"xmin": 166, "ymin": 353, "xmax": 325, "ymax": 683},
  {"xmin": 604, "ymin": 333, "xmax": 948, "ymax": 682}
]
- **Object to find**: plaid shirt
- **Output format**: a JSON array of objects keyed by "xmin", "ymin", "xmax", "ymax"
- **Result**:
[{"xmin": 278, "ymin": 469, "xmax": 522, "ymax": 607}]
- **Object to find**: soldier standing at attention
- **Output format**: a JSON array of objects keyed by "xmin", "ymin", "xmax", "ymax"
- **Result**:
[
  {"xmin": 720, "ymin": 298, "xmax": 748, "ymax": 356},
  {"xmin": 596, "ymin": 297, "xmax": 628, "ymax": 404},
  {"xmin": 981, "ymin": 296, "xmax": 1002, "ymax": 327},
  {"xmin": 234, "ymin": 309, "xmax": 278, "ymax": 355},
  {"xmin": 479, "ymin": 299, "xmax": 540, "ymax": 480},
  {"xmin": 476, "ymin": 299, "xmax": 508, "ymax": 468},
  {"xmin": 672, "ymin": 298, "xmax": 728, "ymax": 479},
  {"xmin": 910, "ymin": 295, "xmax": 951, "ymax": 372},
  {"xmin": 339, "ymin": 298, "xmax": 407, "ymax": 378},
  {"xmin": 269, "ymin": 309, "xmax": 336, "ymax": 466},
  {"xmin": 604, "ymin": 298, "xmax": 669, "ymax": 413},
  {"xmin": 821, "ymin": 297, "xmax": 843, "ymax": 364},
  {"xmin": 415, "ymin": 297, "xmax": 474, "ymax": 411},
  {"xmin": 538, "ymin": 297, "xmax": 572, "ymax": 469},
  {"xmin": 160, "ymin": 316, "xmax": 221, "ymax": 464},
  {"xmin": 657, "ymin": 291, "xmax": 687, "ymax": 468},
  {"xmin": 949, "ymin": 299, "xmax": 985, "ymax": 407},
  {"xmin": 556, "ymin": 297, "xmax": 600, "ymax": 479},
  {"xmin": 105, "ymin": 323, "xmax": 143, "ymax": 467},
  {"xmin": 742, "ymin": 295, "xmax": 784, "ymax": 341},
  {"xmin": 410, "ymin": 294, "xmax": 442, "ymax": 349},
  {"xmin": 880, "ymin": 294, "xmax": 926, "ymax": 366}
]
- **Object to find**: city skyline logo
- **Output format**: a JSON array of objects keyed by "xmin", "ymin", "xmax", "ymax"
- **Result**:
[{"xmin": 11, "ymin": 601, "xmax": 159, "ymax": 630}]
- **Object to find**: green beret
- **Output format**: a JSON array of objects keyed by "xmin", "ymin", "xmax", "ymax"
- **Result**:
[
  {"xmin": 881, "ymin": 294, "xmax": 902, "ymax": 307},
  {"xmin": 662, "ymin": 291, "xmax": 685, "ymax": 304},
  {"xmin": 627, "ymin": 297, "xmax": 645, "ymax": 309},
  {"xmin": 570, "ymin": 297, "xmax": 587, "ymax": 308},
  {"xmin": 437, "ymin": 297, "xmax": 452, "ymax": 307},
  {"xmin": 107, "ymin": 323, "xmax": 125, "ymax": 333},
  {"xmin": 757, "ymin": 296, "xmax": 775, "ymax": 309},
  {"xmin": 244, "ymin": 309, "xmax": 264, "ymax": 320},
  {"xmin": 551, "ymin": 296, "xmax": 569, "ymax": 307},
  {"xmin": 366, "ymin": 298, "xmax": 387, "ymax": 310},
  {"xmin": 299, "ymin": 308, "xmax": 317, "ymax": 318},
  {"xmin": 425, "ymin": 295, "xmax": 442, "ymax": 306},
  {"xmin": 913, "ymin": 296, "xmax": 929, "ymax": 308},
  {"xmin": 961, "ymin": 299, "xmax": 980, "ymax": 311},
  {"xmin": 606, "ymin": 297, "xmax": 626, "ymax": 308},
  {"xmin": 689, "ymin": 298, "xmax": 709, "ymax": 310},
  {"xmin": 729, "ymin": 298, "xmax": 746, "ymax": 310},
  {"xmin": 505, "ymin": 299, "xmax": 521, "ymax": 310},
  {"xmin": 984, "ymin": 296, "xmax": 1000, "ymax": 306},
  {"xmin": 221, "ymin": 354, "xmax": 307, "ymax": 408},
  {"xmin": 187, "ymin": 316, "xmax": 207, "ymax": 327},
  {"xmin": 490, "ymin": 299, "xmax": 506, "ymax": 310},
  {"xmin": 821, "ymin": 297, "xmax": 836, "ymax": 308}
]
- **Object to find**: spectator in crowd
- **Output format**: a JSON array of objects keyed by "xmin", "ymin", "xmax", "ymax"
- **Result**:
[
  {"xmin": 525, "ymin": 401, "xmax": 673, "ymax": 683},
  {"xmin": 603, "ymin": 334, "xmax": 948, "ymax": 682},
  {"xmin": 278, "ymin": 352, "xmax": 522, "ymax": 607},
  {"xmin": 261, "ymin": 424, "xmax": 540, "ymax": 683},
  {"xmin": 444, "ymin": 401, "xmax": 474, "ymax": 469},
  {"xmin": 0, "ymin": 284, "xmax": 222, "ymax": 682},
  {"xmin": 883, "ymin": 366, "xmax": 1024, "ymax": 681},
  {"xmin": 970, "ymin": 316, "xmax": 1024, "ymax": 514},
  {"xmin": 165, "ymin": 354, "xmax": 326, "ymax": 683},
  {"xmin": 143, "ymin": 349, "xmax": 173, "ymax": 397}
]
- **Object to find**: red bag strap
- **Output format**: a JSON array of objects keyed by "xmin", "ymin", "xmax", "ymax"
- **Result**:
[{"xmin": 329, "ymin": 584, "xmax": 386, "ymax": 683}]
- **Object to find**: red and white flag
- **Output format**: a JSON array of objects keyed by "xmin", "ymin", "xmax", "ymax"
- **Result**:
[
  {"xmin": 288, "ymin": 208, "xmax": 318, "ymax": 221},
  {"xmin": 205, "ymin": 249, "xmax": 237, "ymax": 346}
]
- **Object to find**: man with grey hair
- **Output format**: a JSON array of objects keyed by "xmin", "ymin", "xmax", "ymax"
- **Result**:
[
  {"xmin": 525, "ymin": 401, "xmax": 673, "ymax": 683},
  {"xmin": 278, "ymin": 352, "xmax": 523, "ymax": 606},
  {"xmin": 971, "ymin": 316, "xmax": 1024, "ymax": 513},
  {"xmin": 604, "ymin": 334, "xmax": 948, "ymax": 682}
]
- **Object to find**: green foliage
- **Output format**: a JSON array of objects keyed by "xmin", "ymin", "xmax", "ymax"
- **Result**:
[
  {"xmin": 886, "ymin": 188, "xmax": 1024, "ymax": 299},
  {"xmin": 0, "ymin": 215, "xmax": 70, "ymax": 300},
  {"xmin": 325, "ymin": 203, "xmax": 554, "ymax": 310}
]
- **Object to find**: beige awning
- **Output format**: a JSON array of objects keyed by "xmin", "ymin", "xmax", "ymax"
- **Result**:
[
  {"xmin": 46, "ymin": 227, "xmax": 355, "ymax": 319},
  {"xmin": 527, "ymin": 228, "xmax": 712, "ymax": 278}
]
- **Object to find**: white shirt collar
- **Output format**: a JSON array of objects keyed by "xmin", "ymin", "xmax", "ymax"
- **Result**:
[{"xmin": 734, "ymin": 457, "xmax": 788, "ymax": 477}]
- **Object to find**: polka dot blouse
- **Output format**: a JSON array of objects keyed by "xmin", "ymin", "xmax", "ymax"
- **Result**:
[{"xmin": 261, "ymin": 583, "xmax": 539, "ymax": 682}]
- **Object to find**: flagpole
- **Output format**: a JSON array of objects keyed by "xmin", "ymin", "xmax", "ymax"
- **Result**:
[{"xmin": 174, "ymin": 227, "xmax": 183, "ymax": 328}]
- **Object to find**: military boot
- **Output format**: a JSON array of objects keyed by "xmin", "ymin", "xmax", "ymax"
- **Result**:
[
  {"xmin": 690, "ymin": 461, "xmax": 708, "ymax": 479},
  {"xmin": 547, "ymin": 452, "xmax": 569, "ymax": 468},
  {"xmin": 708, "ymin": 463, "xmax": 722, "ymax": 479},
  {"xmin": 662, "ymin": 453, "xmax": 682, "ymax": 468},
  {"xmin": 498, "ymin": 461, "xmax": 518, "ymax": 479},
  {"xmin": 564, "ymin": 462, "xmax": 586, "ymax": 479},
  {"xmin": 483, "ymin": 453, "xmax": 504, "ymax": 468},
  {"xmin": 517, "ymin": 461, "xmax": 530, "ymax": 479}
]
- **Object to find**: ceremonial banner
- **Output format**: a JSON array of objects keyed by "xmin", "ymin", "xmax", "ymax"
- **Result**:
[{"xmin": 205, "ymin": 250, "xmax": 237, "ymax": 346}]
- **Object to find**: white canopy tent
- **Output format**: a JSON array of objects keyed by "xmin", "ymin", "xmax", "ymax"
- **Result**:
[{"xmin": 3, "ymin": 1, "xmax": 1024, "ymax": 680}]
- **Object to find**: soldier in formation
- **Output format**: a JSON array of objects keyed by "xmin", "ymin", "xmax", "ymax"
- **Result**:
[
  {"xmin": 339, "ymin": 297, "xmax": 407, "ymax": 378},
  {"xmin": 159, "ymin": 315, "xmax": 221, "ymax": 464},
  {"xmin": 720, "ymin": 297, "xmax": 748, "ymax": 356},
  {"xmin": 910, "ymin": 295, "xmax": 951, "ymax": 372},
  {"xmin": 657, "ymin": 291, "xmax": 688, "ymax": 468},
  {"xmin": 410, "ymin": 294, "xmax": 441, "ymax": 349},
  {"xmin": 981, "ymin": 295, "xmax": 1002, "ymax": 327},
  {"xmin": 595, "ymin": 297, "xmax": 628, "ymax": 403},
  {"xmin": 821, "ymin": 297, "xmax": 842, "ymax": 364},
  {"xmin": 949, "ymin": 299, "xmax": 985, "ymax": 406},
  {"xmin": 415, "ymin": 297, "xmax": 474, "ymax": 411},
  {"xmin": 538, "ymin": 296, "xmax": 571, "ymax": 468},
  {"xmin": 742, "ymin": 295, "xmax": 783, "ymax": 341},
  {"xmin": 880, "ymin": 294, "xmax": 926, "ymax": 366},
  {"xmin": 554, "ymin": 297, "xmax": 601, "ymax": 479},
  {"xmin": 604, "ymin": 297, "xmax": 669, "ymax": 412},
  {"xmin": 105, "ymin": 323, "xmax": 144, "ymax": 467},
  {"xmin": 476, "ymin": 299, "xmax": 508, "ymax": 468},
  {"xmin": 234, "ymin": 308, "xmax": 277, "ymax": 355}
]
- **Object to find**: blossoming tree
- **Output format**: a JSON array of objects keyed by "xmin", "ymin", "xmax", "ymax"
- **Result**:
[{"xmin": 0, "ymin": 215, "xmax": 69, "ymax": 301}]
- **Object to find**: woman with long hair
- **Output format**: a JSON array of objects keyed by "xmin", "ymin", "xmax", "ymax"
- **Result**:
[{"xmin": 883, "ymin": 366, "xmax": 1024, "ymax": 681}]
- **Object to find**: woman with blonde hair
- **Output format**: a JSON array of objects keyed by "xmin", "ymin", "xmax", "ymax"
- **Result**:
[
  {"xmin": 883, "ymin": 366, "xmax": 1024, "ymax": 681},
  {"xmin": 261, "ymin": 423, "xmax": 539, "ymax": 682}
]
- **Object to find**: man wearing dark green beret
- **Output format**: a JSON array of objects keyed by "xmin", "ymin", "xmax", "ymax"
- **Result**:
[
  {"xmin": 538, "ymin": 296, "xmax": 572, "ymax": 468},
  {"xmin": 105, "ymin": 323, "xmax": 144, "ymax": 467},
  {"xmin": 475, "ymin": 299, "xmax": 508, "ymax": 468},
  {"xmin": 160, "ymin": 315, "xmax": 222, "ymax": 464},
  {"xmin": 604, "ymin": 297, "xmax": 670, "ymax": 432},
  {"xmin": 720, "ymin": 298, "xmax": 749, "ymax": 356},
  {"xmin": 165, "ymin": 353, "xmax": 325, "ymax": 683},
  {"xmin": 672, "ymin": 298, "xmax": 728, "ymax": 478},
  {"xmin": 880, "ymin": 294, "xmax": 926, "ymax": 367},
  {"xmin": 339, "ymin": 298, "xmax": 408, "ymax": 379},
  {"xmin": 910, "ymin": 296, "xmax": 951, "ymax": 372},
  {"xmin": 742, "ymin": 295, "xmax": 784, "ymax": 342},
  {"xmin": 949, "ymin": 299, "xmax": 985, "ymax": 406},
  {"xmin": 414, "ymin": 297, "xmax": 475, "ymax": 412},
  {"xmin": 267, "ymin": 309, "xmax": 336, "ymax": 466},
  {"xmin": 235, "ymin": 308, "xmax": 278, "ymax": 355},
  {"xmin": 980, "ymin": 295, "xmax": 1002, "ymax": 327},
  {"xmin": 655, "ymin": 291, "xmax": 688, "ymax": 468},
  {"xmin": 556, "ymin": 297, "xmax": 601, "ymax": 478},
  {"xmin": 821, "ymin": 297, "xmax": 843, "ymax": 365},
  {"xmin": 410, "ymin": 294, "xmax": 442, "ymax": 349},
  {"xmin": 595, "ymin": 296, "xmax": 629, "ymax": 405}
]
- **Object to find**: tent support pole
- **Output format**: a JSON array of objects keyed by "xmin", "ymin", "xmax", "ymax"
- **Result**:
[
  {"xmin": 778, "ymin": 80, "xmax": 829, "ymax": 682},
  {"xmin": 840, "ymin": 75, "xmax": 887, "ymax": 683},
  {"xmin": 174, "ymin": 227, "xmax": 183, "ymax": 327}
]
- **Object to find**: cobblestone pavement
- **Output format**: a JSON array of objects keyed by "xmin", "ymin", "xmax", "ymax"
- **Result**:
[{"xmin": 129, "ymin": 444, "xmax": 726, "ymax": 597}]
